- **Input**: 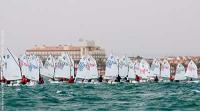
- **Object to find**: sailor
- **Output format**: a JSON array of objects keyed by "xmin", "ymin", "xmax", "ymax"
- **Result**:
[
  {"xmin": 38, "ymin": 75, "xmax": 44, "ymax": 84},
  {"xmin": 169, "ymin": 75, "xmax": 174, "ymax": 82},
  {"xmin": 81, "ymin": 79, "xmax": 85, "ymax": 83},
  {"xmin": 154, "ymin": 76, "xmax": 159, "ymax": 82},
  {"xmin": 115, "ymin": 75, "xmax": 121, "ymax": 82},
  {"xmin": 98, "ymin": 75, "xmax": 103, "ymax": 82},
  {"xmin": 21, "ymin": 75, "xmax": 28, "ymax": 84},
  {"xmin": 88, "ymin": 79, "xmax": 92, "ymax": 82},
  {"xmin": 68, "ymin": 76, "xmax": 75, "ymax": 83},
  {"xmin": 1, "ymin": 77, "xmax": 10, "ymax": 84},
  {"xmin": 1, "ymin": 77, "xmax": 6, "ymax": 83},
  {"xmin": 135, "ymin": 75, "xmax": 141, "ymax": 82},
  {"xmin": 124, "ymin": 76, "xmax": 129, "ymax": 82}
]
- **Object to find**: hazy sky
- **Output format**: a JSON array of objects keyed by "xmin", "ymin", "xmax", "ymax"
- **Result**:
[{"xmin": 1, "ymin": 0, "xmax": 200, "ymax": 57}]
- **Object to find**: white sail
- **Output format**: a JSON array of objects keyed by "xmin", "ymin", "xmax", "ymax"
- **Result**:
[
  {"xmin": 119, "ymin": 56, "xmax": 130, "ymax": 78},
  {"xmin": 54, "ymin": 53, "xmax": 71, "ymax": 79},
  {"xmin": 3, "ymin": 49, "xmax": 21, "ymax": 80},
  {"xmin": 150, "ymin": 59, "xmax": 160, "ymax": 76},
  {"xmin": 175, "ymin": 63, "xmax": 186, "ymax": 80},
  {"xmin": 27, "ymin": 55, "xmax": 40, "ymax": 81},
  {"xmin": 128, "ymin": 60, "xmax": 137, "ymax": 79},
  {"xmin": 105, "ymin": 54, "xmax": 119, "ymax": 79},
  {"xmin": 160, "ymin": 59, "xmax": 170, "ymax": 78},
  {"xmin": 76, "ymin": 56, "xmax": 88, "ymax": 79},
  {"xmin": 19, "ymin": 54, "xmax": 30, "ymax": 77},
  {"xmin": 134, "ymin": 60, "xmax": 140, "ymax": 76},
  {"xmin": 139, "ymin": 59, "xmax": 150, "ymax": 79},
  {"xmin": 40, "ymin": 55, "xmax": 55, "ymax": 78},
  {"xmin": 185, "ymin": 60, "xmax": 198, "ymax": 79},
  {"xmin": 85, "ymin": 55, "xmax": 98, "ymax": 79}
]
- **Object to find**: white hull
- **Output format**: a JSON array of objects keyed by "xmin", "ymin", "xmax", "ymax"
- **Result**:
[
  {"xmin": 129, "ymin": 80, "xmax": 138, "ymax": 84},
  {"xmin": 26, "ymin": 81, "xmax": 37, "ymax": 86},
  {"xmin": 49, "ymin": 80, "xmax": 63, "ymax": 84}
]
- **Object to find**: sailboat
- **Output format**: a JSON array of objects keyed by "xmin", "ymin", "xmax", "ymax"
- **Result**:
[
  {"xmin": 27, "ymin": 55, "xmax": 40, "ymax": 85},
  {"xmin": 2, "ymin": 49, "xmax": 21, "ymax": 86},
  {"xmin": 174, "ymin": 63, "xmax": 186, "ymax": 81},
  {"xmin": 76, "ymin": 56, "xmax": 88, "ymax": 83},
  {"xmin": 104, "ymin": 54, "xmax": 119, "ymax": 83},
  {"xmin": 40, "ymin": 55, "xmax": 55, "ymax": 83},
  {"xmin": 185, "ymin": 60, "xmax": 199, "ymax": 82},
  {"xmin": 19, "ymin": 54, "xmax": 29, "ymax": 78},
  {"xmin": 128, "ymin": 60, "xmax": 137, "ymax": 83},
  {"xmin": 54, "ymin": 53, "xmax": 73, "ymax": 82},
  {"xmin": 119, "ymin": 56, "xmax": 130, "ymax": 81},
  {"xmin": 134, "ymin": 60, "xmax": 140, "ymax": 77},
  {"xmin": 160, "ymin": 59, "xmax": 171, "ymax": 81},
  {"xmin": 87, "ymin": 55, "xmax": 98, "ymax": 81},
  {"xmin": 139, "ymin": 59, "xmax": 150, "ymax": 82},
  {"xmin": 150, "ymin": 59, "xmax": 161, "ymax": 78},
  {"xmin": 76, "ymin": 55, "xmax": 99, "ymax": 83}
]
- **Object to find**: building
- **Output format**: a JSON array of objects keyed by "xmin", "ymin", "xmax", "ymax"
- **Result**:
[{"xmin": 26, "ymin": 40, "xmax": 106, "ymax": 75}]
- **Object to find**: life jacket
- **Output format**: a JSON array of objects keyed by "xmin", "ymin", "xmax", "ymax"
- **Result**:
[
  {"xmin": 135, "ymin": 75, "xmax": 141, "ymax": 82},
  {"xmin": 21, "ymin": 75, "xmax": 28, "ymax": 85},
  {"xmin": 68, "ymin": 76, "xmax": 74, "ymax": 83}
]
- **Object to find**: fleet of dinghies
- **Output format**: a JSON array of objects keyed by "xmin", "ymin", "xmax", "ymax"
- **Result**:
[{"xmin": 0, "ymin": 50, "xmax": 200, "ymax": 86}]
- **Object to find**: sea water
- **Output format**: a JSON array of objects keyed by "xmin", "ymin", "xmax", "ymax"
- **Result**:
[{"xmin": 0, "ymin": 82, "xmax": 200, "ymax": 111}]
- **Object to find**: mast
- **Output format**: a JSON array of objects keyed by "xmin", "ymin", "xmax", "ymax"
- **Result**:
[
  {"xmin": 67, "ymin": 52, "xmax": 72, "ymax": 77},
  {"xmin": 52, "ymin": 55, "xmax": 55, "ymax": 80}
]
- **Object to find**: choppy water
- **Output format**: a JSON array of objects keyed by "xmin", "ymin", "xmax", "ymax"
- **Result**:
[{"xmin": 1, "ymin": 82, "xmax": 200, "ymax": 111}]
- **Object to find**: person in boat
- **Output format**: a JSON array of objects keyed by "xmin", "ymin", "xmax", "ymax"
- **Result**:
[
  {"xmin": 1, "ymin": 77, "xmax": 11, "ymax": 84},
  {"xmin": 81, "ymin": 79, "xmax": 85, "ymax": 83},
  {"xmin": 68, "ymin": 76, "xmax": 75, "ymax": 83},
  {"xmin": 38, "ymin": 75, "xmax": 44, "ymax": 84},
  {"xmin": 124, "ymin": 76, "xmax": 129, "ymax": 82},
  {"xmin": 154, "ymin": 76, "xmax": 159, "ymax": 82},
  {"xmin": 21, "ymin": 75, "xmax": 28, "ymax": 85},
  {"xmin": 135, "ymin": 75, "xmax": 141, "ymax": 82},
  {"xmin": 98, "ymin": 75, "xmax": 103, "ymax": 82},
  {"xmin": 58, "ymin": 77, "xmax": 66, "ymax": 82},
  {"xmin": 115, "ymin": 75, "xmax": 121, "ymax": 82},
  {"xmin": 169, "ymin": 75, "xmax": 174, "ymax": 82},
  {"xmin": 88, "ymin": 79, "xmax": 92, "ymax": 82}
]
